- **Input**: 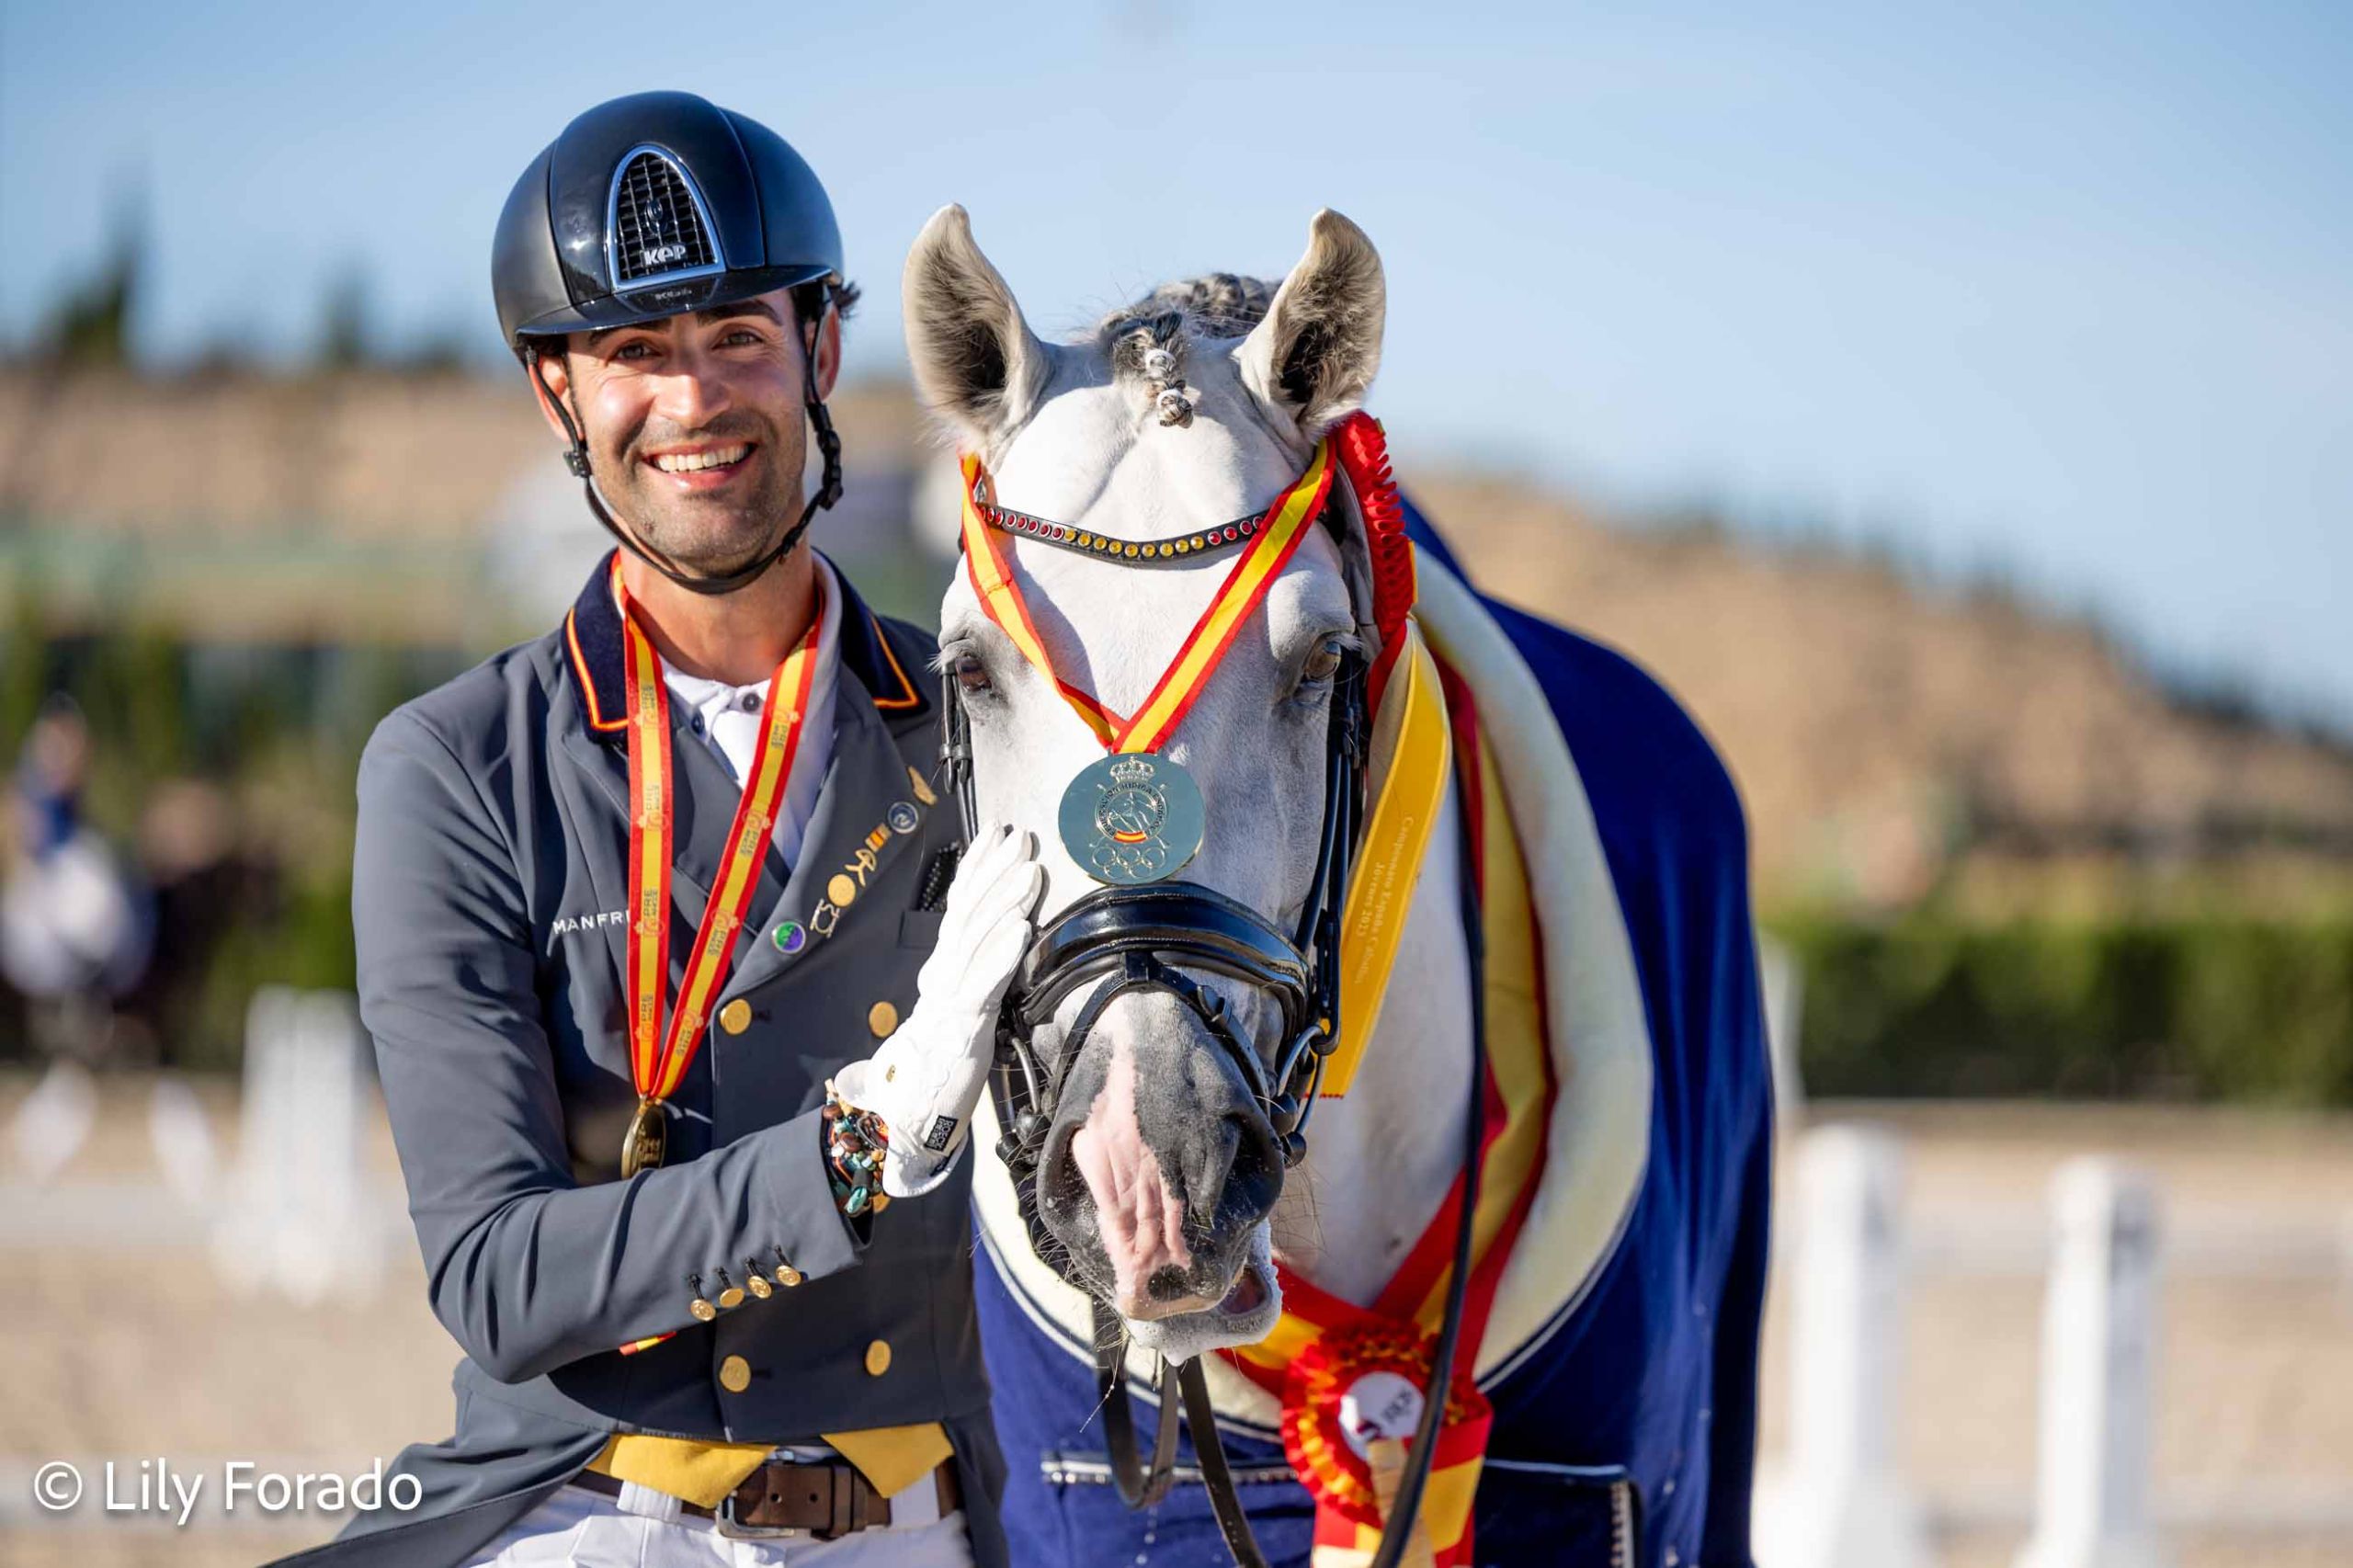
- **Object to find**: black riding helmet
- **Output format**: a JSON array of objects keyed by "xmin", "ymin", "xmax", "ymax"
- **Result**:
[{"xmin": 493, "ymin": 91, "xmax": 845, "ymax": 595}]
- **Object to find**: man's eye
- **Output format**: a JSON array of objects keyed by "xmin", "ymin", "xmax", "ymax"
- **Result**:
[
  {"xmin": 1300, "ymin": 637, "xmax": 1346, "ymax": 685},
  {"xmin": 719, "ymin": 329, "xmax": 762, "ymax": 347},
  {"xmin": 613, "ymin": 341, "xmax": 654, "ymax": 361},
  {"xmin": 953, "ymin": 653, "xmax": 992, "ymax": 692}
]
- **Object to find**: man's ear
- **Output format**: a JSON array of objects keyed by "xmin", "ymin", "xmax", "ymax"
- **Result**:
[
  {"xmin": 902, "ymin": 205, "xmax": 1051, "ymax": 450},
  {"xmin": 526, "ymin": 344, "xmax": 579, "ymax": 448},
  {"xmin": 811, "ymin": 305, "xmax": 843, "ymax": 403},
  {"xmin": 1234, "ymin": 210, "xmax": 1386, "ymax": 442}
]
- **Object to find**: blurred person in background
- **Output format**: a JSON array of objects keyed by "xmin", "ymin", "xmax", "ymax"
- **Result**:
[
  {"xmin": 268, "ymin": 93, "xmax": 1041, "ymax": 1568},
  {"xmin": 2, "ymin": 694, "xmax": 153, "ymax": 1180}
]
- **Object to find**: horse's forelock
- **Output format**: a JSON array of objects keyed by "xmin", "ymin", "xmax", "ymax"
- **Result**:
[
  {"xmin": 1087, "ymin": 275, "xmax": 1280, "ymax": 428},
  {"xmin": 1094, "ymin": 273, "xmax": 1279, "ymax": 362}
]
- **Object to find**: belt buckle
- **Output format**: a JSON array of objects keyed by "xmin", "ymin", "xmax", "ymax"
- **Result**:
[
  {"xmin": 714, "ymin": 1488, "xmax": 804, "ymax": 1541},
  {"xmin": 714, "ymin": 1456, "xmax": 817, "ymax": 1542}
]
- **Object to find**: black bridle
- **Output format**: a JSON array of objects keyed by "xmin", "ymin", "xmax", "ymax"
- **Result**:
[
  {"xmin": 937, "ymin": 494, "xmax": 1488, "ymax": 1568},
  {"xmin": 965, "ymin": 650, "xmax": 1363, "ymax": 1210}
]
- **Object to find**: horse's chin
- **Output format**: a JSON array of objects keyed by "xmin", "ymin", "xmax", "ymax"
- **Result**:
[{"xmin": 1120, "ymin": 1226, "xmax": 1281, "ymax": 1362}]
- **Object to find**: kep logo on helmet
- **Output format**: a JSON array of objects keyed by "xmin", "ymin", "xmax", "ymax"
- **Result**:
[{"xmin": 608, "ymin": 148, "xmax": 721, "ymax": 287}]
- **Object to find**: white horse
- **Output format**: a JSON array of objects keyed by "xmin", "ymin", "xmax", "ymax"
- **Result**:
[
  {"xmin": 904, "ymin": 206, "xmax": 1768, "ymax": 1568},
  {"xmin": 912, "ymin": 205, "xmax": 1470, "ymax": 1358}
]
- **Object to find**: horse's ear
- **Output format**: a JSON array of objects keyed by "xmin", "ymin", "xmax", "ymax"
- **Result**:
[
  {"xmin": 902, "ymin": 205, "xmax": 1051, "ymax": 449},
  {"xmin": 1235, "ymin": 210, "xmax": 1386, "ymax": 441}
]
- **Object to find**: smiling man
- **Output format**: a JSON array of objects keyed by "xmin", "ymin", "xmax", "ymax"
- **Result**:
[{"xmin": 268, "ymin": 92, "xmax": 1042, "ymax": 1568}]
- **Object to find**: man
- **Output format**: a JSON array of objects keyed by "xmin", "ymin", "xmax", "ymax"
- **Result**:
[{"xmin": 270, "ymin": 92, "xmax": 1041, "ymax": 1568}]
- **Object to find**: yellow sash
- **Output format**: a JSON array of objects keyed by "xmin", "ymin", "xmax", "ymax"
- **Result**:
[
  {"xmin": 587, "ymin": 1422, "xmax": 954, "ymax": 1510},
  {"xmin": 1321, "ymin": 627, "xmax": 1452, "ymax": 1097}
]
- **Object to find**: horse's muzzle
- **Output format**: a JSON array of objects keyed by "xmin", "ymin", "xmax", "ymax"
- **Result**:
[
  {"xmin": 990, "ymin": 885, "xmax": 1313, "ymax": 1306},
  {"xmin": 1035, "ymin": 989, "xmax": 1286, "ymax": 1317}
]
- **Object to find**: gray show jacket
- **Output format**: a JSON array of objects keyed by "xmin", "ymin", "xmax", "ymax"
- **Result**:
[{"xmin": 266, "ymin": 552, "xmax": 1005, "ymax": 1567}]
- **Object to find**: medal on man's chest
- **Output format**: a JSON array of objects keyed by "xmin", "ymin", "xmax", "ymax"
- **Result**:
[{"xmin": 621, "ymin": 1096, "xmax": 668, "ymax": 1177}]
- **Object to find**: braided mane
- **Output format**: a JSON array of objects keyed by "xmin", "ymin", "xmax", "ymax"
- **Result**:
[{"xmin": 1095, "ymin": 274, "xmax": 1278, "ymax": 349}]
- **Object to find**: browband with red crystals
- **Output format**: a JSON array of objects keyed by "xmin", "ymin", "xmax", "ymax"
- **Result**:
[{"xmin": 970, "ymin": 472, "xmax": 1284, "ymax": 565}]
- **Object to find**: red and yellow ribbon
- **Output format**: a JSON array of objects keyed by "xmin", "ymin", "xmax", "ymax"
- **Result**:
[
  {"xmin": 959, "ymin": 440, "xmax": 1335, "ymax": 756},
  {"xmin": 619, "ymin": 557, "xmax": 823, "ymax": 1118}
]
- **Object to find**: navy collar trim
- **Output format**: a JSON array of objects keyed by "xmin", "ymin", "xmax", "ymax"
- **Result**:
[{"xmin": 563, "ymin": 549, "xmax": 925, "ymax": 741}]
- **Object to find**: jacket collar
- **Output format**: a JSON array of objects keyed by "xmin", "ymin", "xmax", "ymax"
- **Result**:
[{"xmin": 564, "ymin": 548, "xmax": 926, "ymax": 740}]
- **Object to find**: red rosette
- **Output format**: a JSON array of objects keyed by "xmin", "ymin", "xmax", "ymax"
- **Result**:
[
  {"xmin": 1279, "ymin": 1318, "xmax": 1493, "ymax": 1532},
  {"xmin": 1330, "ymin": 411, "xmax": 1416, "ymax": 709}
]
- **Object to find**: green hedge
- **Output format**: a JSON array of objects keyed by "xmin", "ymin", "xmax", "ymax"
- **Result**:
[{"xmin": 1771, "ymin": 913, "xmax": 2353, "ymax": 1106}]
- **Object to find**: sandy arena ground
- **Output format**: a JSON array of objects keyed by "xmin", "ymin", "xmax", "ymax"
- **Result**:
[{"xmin": 0, "ymin": 1076, "xmax": 2346, "ymax": 1567}]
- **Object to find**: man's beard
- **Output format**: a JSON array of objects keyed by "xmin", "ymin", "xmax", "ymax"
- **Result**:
[{"xmin": 602, "ymin": 412, "xmax": 805, "ymax": 578}]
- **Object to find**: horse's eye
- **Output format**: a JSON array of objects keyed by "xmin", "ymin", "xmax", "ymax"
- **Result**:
[
  {"xmin": 954, "ymin": 653, "xmax": 992, "ymax": 692},
  {"xmin": 1300, "ymin": 637, "xmax": 1346, "ymax": 686}
]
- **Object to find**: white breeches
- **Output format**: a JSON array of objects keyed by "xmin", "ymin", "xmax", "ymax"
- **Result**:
[{"xmin": 460, "ymin": 1482, "xmax": 973, "ymax": 1567}]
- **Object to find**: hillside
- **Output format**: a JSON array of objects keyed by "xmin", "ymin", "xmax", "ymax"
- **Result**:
[
  {"xmin": 5, "ymin": 368, "xmax": 2348, "ymax": 910},
  {"xmin": 1412, "ymin": 472, "xmax": 2353, "ymax": 910}
]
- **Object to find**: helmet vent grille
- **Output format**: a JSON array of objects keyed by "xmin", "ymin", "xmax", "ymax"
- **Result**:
[{"xmin": 610, "ymin": 150, "xmax": 720, "ymax": 287}]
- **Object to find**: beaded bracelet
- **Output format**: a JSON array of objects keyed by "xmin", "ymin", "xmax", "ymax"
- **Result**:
[{"xmin": 823, "ymin": 1080, "xmax": 892, "ymax": 1218}]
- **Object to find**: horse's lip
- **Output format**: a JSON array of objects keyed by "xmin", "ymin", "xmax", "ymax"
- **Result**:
[
  {"xmin": 1117, "ymin": 1233, "xmax": 1281, "ymax": 1359},
  {"xmin": 1215, "ymin": 1259, "xmax": 1269, "ymax": 1317}
]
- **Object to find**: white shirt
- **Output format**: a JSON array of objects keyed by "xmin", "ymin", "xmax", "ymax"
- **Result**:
[{"xmin": 644, "ymin": 554, "xmax": 843, "ymax": 869}]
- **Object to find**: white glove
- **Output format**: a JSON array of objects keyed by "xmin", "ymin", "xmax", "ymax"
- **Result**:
[{"xmin": 835, "ymin": 824, "xmax": 1044, "ymax": 1198}]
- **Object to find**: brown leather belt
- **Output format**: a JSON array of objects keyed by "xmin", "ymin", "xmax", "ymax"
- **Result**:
[{"xmin": 572, "ymin": 1457, "xmax": 961, "ymax": 1540}]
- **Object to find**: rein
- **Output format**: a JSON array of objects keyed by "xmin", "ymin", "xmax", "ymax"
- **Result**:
[{"xmin": 937, "ymin": 437, "xmax": 1481, "ymax": 1568}]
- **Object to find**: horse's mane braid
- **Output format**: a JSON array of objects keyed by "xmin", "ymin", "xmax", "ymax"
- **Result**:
[
  {"xmin": 1095, "ymin": 273, "xmax": 1277, "ymax": 350},
  {"xmin": 1094, "ymin": 275, "xmax": 1278, "ymax": 426}
]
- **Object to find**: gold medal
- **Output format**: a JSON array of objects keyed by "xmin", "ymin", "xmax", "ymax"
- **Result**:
[{"xmin": 621, "ymin": 1097, "xmax": 667, "ymax": 1177}]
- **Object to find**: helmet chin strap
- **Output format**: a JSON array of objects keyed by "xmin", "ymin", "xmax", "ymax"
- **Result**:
[{"xmin": 523, "ymin": 318, "xmax": 845, "ymax": 598}]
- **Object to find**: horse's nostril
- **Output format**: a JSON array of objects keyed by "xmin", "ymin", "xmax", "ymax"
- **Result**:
[
  {"xmin": 1145, "ymin": 1265, "xmax": 1192, "ymax": 1303},
  {"xmin": 1216, "ymin": 1111, "xmax": 1285, "ymax": 1229}
]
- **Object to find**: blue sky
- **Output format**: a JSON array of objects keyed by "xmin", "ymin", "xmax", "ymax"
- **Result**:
[{"xmin": 4, "ymin": 0, "xmax": 2347, "ymax": 721}]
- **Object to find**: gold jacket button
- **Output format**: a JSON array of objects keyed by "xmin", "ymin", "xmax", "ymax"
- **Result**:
[
  {"xmin": 719, "ymin": 1355, "xmax": 752, "ymax": 1393},
  {"xmin": 718, "ymin": 999, "xmax": 753, "ymax": 1036},
  {"xmin": 867, "ymin": 1001, "xmax": 900, "ymax": 1038},
  {"xmin": 864, "ymin": 1339, "xmax": 892, "ymax": 1378}
]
